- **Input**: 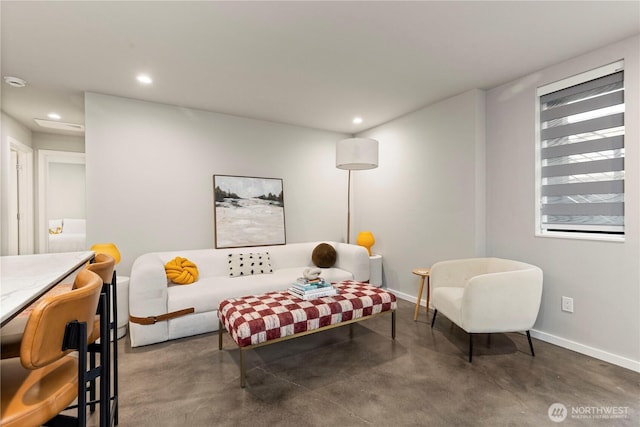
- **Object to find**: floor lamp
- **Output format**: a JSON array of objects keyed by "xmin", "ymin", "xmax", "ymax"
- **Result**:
[{"xmin": 336, "ymin": 138, "xmax": 379, "ymax": 243}]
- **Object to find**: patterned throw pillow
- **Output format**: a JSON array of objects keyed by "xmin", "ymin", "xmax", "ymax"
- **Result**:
[{"xmin": 228, "ymin": 252, "xmax": 273, "ymax": 277}]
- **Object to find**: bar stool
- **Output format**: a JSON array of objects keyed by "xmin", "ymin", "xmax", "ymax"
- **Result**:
[
  {"xmin": 0, "ymin": 269, "xmax": 103, "ymax": 427},
  {"xmin": 82, "ymin": 253, "xmax": 118, "ymax": 426}
]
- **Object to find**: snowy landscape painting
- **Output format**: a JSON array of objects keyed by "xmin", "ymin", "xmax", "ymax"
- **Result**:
[{"xmin": 213, "ymin": 175, "xmax": 286, "ymax": 248}]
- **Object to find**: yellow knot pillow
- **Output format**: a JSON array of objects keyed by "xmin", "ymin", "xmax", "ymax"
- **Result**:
[{"xmin": 165, "ymin": 257, "xmax": 199, "ymax": 285}]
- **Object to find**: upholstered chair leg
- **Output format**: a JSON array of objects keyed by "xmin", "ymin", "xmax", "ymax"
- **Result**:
[
  {"xmin": 469, "ymin": 334, "xmax": 473, "ymax": 363},
  {"xmin": 431, "ymin": 309, "xmax": 438, "ymax": 328},
  {"xmin": 526, "ymin": 330, "xmax": 535, "ymax": 357}
]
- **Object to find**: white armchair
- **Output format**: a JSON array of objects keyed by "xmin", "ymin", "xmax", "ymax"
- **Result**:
[{"xmin": 430, "ymin": 257, "xmax": 543, "ymax": 362}]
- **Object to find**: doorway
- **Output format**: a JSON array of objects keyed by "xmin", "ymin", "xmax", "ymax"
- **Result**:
[
  {"xmin": 38, "ymin": 150, "xmax": 86, "ymax": 253},
  {"xmin": 7, "ymin": 137, "xmax": 34, "ymax": 255}
]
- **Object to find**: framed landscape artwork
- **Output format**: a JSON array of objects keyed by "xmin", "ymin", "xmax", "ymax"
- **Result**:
[{"xmin": 213, "ymin": 175, "xmax": 286, "ymax": 249}]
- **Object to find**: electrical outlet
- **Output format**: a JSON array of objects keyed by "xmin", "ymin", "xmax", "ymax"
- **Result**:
[{"xmin": 561, "ymin": 296, "xmax": 574, "ymax": 313}]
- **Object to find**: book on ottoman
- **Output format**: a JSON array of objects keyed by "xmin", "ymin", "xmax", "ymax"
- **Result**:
[{"xmin": 287, "ymin": 282, "xmax": 338, "ymax": 300}]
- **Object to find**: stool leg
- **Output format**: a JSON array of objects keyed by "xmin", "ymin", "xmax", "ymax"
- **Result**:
[
  {"xmin": 89, "ymin": 351, "xmax": 96, "ymax": 412},
  {"xmin": 413, "ymin": 276, "xmax": 425, "ymax": 321},
  {"xmin": 425, "ymin": 275, "xmax": 430, "ymax": 317},
  {"xmin": 111, "ymin": 276, "xmax": 119, "ymax": 425},
  {"xmin": 99, "ymin": 292, "xmax": 110, "ymax": 427}
]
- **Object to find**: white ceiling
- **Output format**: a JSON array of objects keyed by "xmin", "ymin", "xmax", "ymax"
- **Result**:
[{"xmin": 1, "ymin": 1, "xmax": 639, "ymax": 136}]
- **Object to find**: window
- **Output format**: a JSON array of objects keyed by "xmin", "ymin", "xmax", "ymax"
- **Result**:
[{"xmin": 536, "ymin": 61, "xmax": 625, "ymax": 239}]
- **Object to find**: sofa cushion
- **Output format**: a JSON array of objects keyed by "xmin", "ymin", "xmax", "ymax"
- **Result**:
[
  {"xmin": 312, "ymin": 243, "xmax": 337, "ymax": 268},
  {"xmin": 228, "ymin": 252, "xmax": 273, "ymax": 277},
  {"xmin": 167, "ymin": 266, "xmax": 355, "ymax": 314}
]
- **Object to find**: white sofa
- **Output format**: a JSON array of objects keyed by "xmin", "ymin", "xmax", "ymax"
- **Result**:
[
  {"xmin": 129, "ymin": 241, "xmax": 370, "ymax": 347},
  {"xmin": 430, "ymin": 257, "xmax": 543, "ymax": 361}
]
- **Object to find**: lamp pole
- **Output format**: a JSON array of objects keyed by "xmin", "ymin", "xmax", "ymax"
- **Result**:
[{"xmin": 347, "ymin": 169, "xmax": 352, "ymax": 244}]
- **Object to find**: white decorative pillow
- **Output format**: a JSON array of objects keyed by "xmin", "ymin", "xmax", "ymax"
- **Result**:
[
  {"xmin": 63, "ymin": 218, "xmax": 86, "ymax": 234},
  {"xmin": 228, "ymin": 252, "xmax": 273, "ymax": 277}
]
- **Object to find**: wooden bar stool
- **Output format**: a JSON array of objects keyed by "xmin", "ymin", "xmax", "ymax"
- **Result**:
[{"xmin": 412, "ymin": 268, "xmax": 430, "ymax": 321}]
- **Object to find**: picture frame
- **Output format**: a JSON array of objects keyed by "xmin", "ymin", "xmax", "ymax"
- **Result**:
[{"xmin": 213, "ymin": 175, "xmax": 286, "ymax": 249}]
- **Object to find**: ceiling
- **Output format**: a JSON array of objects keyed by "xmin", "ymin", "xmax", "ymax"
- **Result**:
[{"xmin": 1, "ymin": 1, "xmax": 639, "ymax": 136}]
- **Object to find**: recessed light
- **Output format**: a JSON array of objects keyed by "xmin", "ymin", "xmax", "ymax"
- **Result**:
[
  {"xmin": 47, "ymin": 113, "xmax": 61, "ymax": 120},
  {"xmin": 136, "ymin": 74, "xmax": 152, "ymax": 84},
  {"xmin": 352, "ymin": 117, "xmax": 363, "ymax": 124},
  {"xmin": 3, "ymin": 76, "xmax": 27, "ymax": 88}
]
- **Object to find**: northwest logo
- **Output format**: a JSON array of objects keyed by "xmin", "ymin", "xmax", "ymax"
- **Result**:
[{"xmin": 548, "ymin": 403, "xmax": 568, "ymax": 422}]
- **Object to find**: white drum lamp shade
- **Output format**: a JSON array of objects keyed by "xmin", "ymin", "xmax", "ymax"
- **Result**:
[{"xmin": 336, "ymin": 138, "xmax": 379, "ymax": 170}]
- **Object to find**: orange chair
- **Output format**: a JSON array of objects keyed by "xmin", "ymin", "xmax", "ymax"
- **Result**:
[{"xmin": 0, "ymin": 269, "xmax": 102, "ymax": 427}]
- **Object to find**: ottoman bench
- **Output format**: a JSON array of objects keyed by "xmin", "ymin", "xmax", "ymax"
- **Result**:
[{"xmin": 218, "ymin": 280, "xmax": 397, "ymax": 387}]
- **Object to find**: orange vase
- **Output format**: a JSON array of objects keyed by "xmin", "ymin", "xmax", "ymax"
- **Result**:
[{"xmin": 356, "ymin": 231, "xmax": 375, "ymax": 256}]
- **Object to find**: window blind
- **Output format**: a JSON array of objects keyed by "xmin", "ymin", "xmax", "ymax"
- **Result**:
[{"xmin": 539, "ymin": 66, "xmax": 625, "ymax": 234}]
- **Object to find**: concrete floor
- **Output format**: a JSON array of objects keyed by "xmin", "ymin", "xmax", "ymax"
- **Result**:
[{"xmin": 107, "ymin": 299, "xmax": 638, "ymax": 426}]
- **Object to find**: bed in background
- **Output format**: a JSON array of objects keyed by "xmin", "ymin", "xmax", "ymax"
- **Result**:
[{"xmin": 48, "ymin": 218, "xmax": 86, "ymax": 253}]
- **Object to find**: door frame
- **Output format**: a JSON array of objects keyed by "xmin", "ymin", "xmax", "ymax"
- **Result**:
[
  {"xmin": 8, "ymin": 137, "xmax": 34, "ymax": 255},
  {"xmin": 37, "ymin": 150, "xmax": 86, "ymax": 253}
]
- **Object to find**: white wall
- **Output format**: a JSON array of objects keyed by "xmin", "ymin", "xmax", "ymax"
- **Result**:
[
  {"xmin": 485, "ymin": 35, "xmax": 639, "ymax": 370},
  {"xmin": 355, "ymin": 89, "xmax": 486, "ymax": 300},
  {"xmin": 48, "ymin": 162, "xmax": 86, "ymax": 219},
  {"xmin": 32, "ymin": 132, "xmax": 84, "ymax": 153},
  {"xmin": 85, "ymin": 93, "xmax": 349, "ymax": 275}
]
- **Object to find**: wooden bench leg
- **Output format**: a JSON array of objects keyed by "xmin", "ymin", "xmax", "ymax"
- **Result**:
[
  {"xmin": 218, "ymin": 320, "xmax": 223, "ymax": 350},
  {"xmin": 225, "ymin": 307, "xmax": 397, "ymax": 388},
  {"xmin": 240, "ymin": 348, "xmax": 246, "ymax": 388}
]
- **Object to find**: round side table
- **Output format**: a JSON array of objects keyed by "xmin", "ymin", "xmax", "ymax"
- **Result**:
[{"xmin": 412, "ymin": 268, "xmax": 430, "ymax": 321}]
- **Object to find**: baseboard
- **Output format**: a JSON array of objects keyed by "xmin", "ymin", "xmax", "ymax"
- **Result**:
[
  {"xmin": 529, "ymin": 329, "xmax": 640, "ymax": 373},
  {"xmin": 388, "ymin": 287, "xmax": 640, "ymax": 373},
  {"xmin": 389, "ymin": 287, "xmax": 427, "ymax": 307}
]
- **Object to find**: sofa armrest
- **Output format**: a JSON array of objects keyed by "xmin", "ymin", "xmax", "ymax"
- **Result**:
[
  {"xmin": 129, "ymin": 253, "xmax": 170, "ymax": 347},
  {"xmin": 333, "ymin": 243, "xmax": 370, "ymax": 282},
  {"xmin": 461, "ymin": 267, "xmax": 543, "ymax": 332},
  {"xmin": 129, "ymin": 253, "xmax": 169, "ymax": 316}
]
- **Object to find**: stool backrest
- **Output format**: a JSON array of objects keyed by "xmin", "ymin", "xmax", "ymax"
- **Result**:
[
  {"xmin": 83, "ymin": 253, "xmax": 115, "ymax": 285},
  {"xmin": 20, "ymin": 269, "xmax": 102, "ymax": 369}
]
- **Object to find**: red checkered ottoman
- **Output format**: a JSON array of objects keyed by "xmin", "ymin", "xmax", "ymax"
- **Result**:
[{"xmin": 218, "ymin": 280, "xmax": 397, "ymax": 387}]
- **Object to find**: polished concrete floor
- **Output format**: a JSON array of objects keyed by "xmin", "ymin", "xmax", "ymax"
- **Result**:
[{"xmin": 106, "ymin": 299, "xmax": 638, "ymax": 426}]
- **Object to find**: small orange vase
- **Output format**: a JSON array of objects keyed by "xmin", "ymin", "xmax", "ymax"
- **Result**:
[{"xmin": 356, "ymin": 231, "xmax": 375, "ymax": 256}]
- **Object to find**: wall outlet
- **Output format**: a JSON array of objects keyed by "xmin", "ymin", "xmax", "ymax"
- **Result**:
[{"xmin": 561, "ymin": 296, "xmax": 574, "ymax": 313}]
